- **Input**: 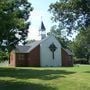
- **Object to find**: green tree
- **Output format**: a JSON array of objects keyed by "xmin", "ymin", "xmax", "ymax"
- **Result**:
[
  {"xmin": 0, "ymin": 0, "xmax": 33, "ymax": 52},
  {"xmin": 0, "ymin": 51, "xmax": 9, "ymax": 62},
  {"xmin": 48, "ymin": 25, "xmax": 70, "ymax": 48},
  {"xmin": 71, "ymin": 26, "xmax": 90, "ymax": 63},
  {"xmin": 49, "ymin": 0, "xmax": 90, "ymax": 35}
]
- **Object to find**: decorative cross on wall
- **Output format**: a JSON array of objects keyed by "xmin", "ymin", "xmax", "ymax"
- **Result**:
[{"xmin": 49, "ymin": 43, "xmax": 57, "ymax": 59}]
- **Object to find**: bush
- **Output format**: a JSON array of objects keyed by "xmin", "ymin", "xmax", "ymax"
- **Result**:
[
  {"xmin": 0, "ymin": 51, "xmax": 9, "ymax": 62},
  {"xmin": 74, "ymin": 57, "xmax": 88, "ymax": 64}
]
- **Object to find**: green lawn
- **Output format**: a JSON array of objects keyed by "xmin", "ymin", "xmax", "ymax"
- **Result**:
[{"xmin": 0, "ymin": 65, "xmax": 90, "ymax": 90}]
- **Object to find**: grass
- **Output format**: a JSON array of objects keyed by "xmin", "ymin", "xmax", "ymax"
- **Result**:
[{"xmin": 0, "ymin": 65, "xmax": 90, "ymax": 90}]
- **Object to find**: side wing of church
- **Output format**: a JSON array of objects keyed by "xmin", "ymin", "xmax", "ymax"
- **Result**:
[{"xmin": 10, "ymin": 35, "xmax": 73, "ymax": 67}]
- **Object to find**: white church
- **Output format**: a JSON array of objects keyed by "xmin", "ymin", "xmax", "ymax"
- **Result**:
[{"xmin": 10, "ymin": 21, "xmax": 73, "ymax": 67}]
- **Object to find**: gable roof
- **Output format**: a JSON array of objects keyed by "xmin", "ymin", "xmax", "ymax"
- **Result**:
[
  {"xmin": 62, "ymin": 48, "xmax": 73, "ymax": 55},
  {"xmin": 15, "ymin": 46, "xmax": 30, "ymax": 53},
  {"xmin": 14, "ymin": 35, "xmax": 55, "ymax": 53},
  {"xmin": 27, "ymin": 41, "xmax": 40, "ymax": 52},
  {"xmin": 15, "ymin": 41, "xmax": 40, "ymax": 53},
  {"xmin": 14, "ymin": 35, "xmax": 72, "ymax": 55}
]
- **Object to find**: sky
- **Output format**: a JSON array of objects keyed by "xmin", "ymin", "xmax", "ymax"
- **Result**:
[{"xmin": 27, "ymin": 0, "xmax": 58, "ymax": 40}]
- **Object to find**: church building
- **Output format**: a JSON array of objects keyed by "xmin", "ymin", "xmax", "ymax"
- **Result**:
[{"xmin": 10, "ymin": 21, "xmax": 73, "ymax": 67}]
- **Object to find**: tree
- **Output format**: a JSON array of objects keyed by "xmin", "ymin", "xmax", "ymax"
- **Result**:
[
  {"xmin": 49, "ymin": 0, "xmax": 90, "ymax": 35},
  {"xmin": 47, "ymin": 25, "xmax": 70, "ymax": 49},
  {"xmin": 0, "ymin": 51, "xmax": 9, "ymax": 62},
  {"xmin": 0, "ymin": 0, "xmax": 33, "ymax": 52},
  {"xmin": 71, "ymin": 26, "xmax": 90, "ymax": 63}
]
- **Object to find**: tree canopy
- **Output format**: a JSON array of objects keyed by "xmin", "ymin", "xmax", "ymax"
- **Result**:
[
  {"xmin": 47, "ymin": 25, "xmax": 70, "ymax": 49},
  {"xmin": 0, "ymin": 0, "xmax": 33, "ymax": 52},
  {"xmin": 49, "ymin": 0, "xmax": 90, "ymax": 35},
  {"xmin": 70, "ymin": 26, "xmax": 90, "ymax": 63},
  {"xmin": 49, "ymin": 0, "xmax": 90, "ymax": 63}
]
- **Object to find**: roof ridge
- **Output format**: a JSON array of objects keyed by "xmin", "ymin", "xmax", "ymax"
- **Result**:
[{"xmin": 15, "ymin": 35, "xmax": 58, "ymax": 53}]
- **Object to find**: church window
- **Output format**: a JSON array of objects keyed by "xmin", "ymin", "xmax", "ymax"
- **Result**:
[{"xmin": 49, "ymin": 43, "xmax": 57, "ymax": 59}]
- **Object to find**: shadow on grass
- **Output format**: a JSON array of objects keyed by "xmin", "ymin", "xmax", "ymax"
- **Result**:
[
  {"xmin": 84, "ymin": 71, "xmax": 90, "ymax": 73},
  {"xmin": 0, "ymin": 67, "xmax": 75, "ymax": 80},
  {"xmin": 0, "ymin": 67, "xmax": 76, "ymax": 90},
  {"xmin": 0, "ymin": 80, "xmax": 55, "ymax": 90}
]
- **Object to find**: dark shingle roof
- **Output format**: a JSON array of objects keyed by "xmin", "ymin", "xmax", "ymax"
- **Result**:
[
  {"xmin": 15, "ymin": 35, "xmax": 57, "ymax": 53},
  {"xmin": 15, "ymin": 41, "xmax": 40, "ymax": 53},
  {"xmin": 15, "ymin": 35, "xmax": 73, "ymax": 55},
  {"xmin": 15, "ymin": 46, "xmax": 30, "ymax": 53},
  {"xmin": 63, "ymin": 49, "xmax": 73, "ymax": 55}
]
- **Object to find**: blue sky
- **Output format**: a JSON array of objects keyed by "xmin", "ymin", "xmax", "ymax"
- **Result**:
[{"xmin": 28, "ymin": 0, "xmax": 57, "ymax": 40}]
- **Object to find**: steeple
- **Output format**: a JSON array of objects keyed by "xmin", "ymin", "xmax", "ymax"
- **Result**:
[
  {"xmin": 41, "ymin": 21, "xmax": 46, "ymax": 31},
  {"xmin": 39, "ymin": 21, "xmax": 46, "ymax": 40}
]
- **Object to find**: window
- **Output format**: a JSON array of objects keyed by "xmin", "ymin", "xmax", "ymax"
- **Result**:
[{"xmin": 49, "ymin": 43, "xmax": 57, "ymax": 59}]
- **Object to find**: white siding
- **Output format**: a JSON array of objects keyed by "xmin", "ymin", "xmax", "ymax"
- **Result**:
[{"xmin": 40, "ymin": 35, "xmax": 62, "ymax": 67}]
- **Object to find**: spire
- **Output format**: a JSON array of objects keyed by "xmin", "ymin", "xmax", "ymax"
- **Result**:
[
  {"xmin": 39, "ymin": 20, "xmax": 46, "ymax": 40},
  {"xmin": 41, "ymin": 21, "xmax": 46, "ymax": 31}
]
